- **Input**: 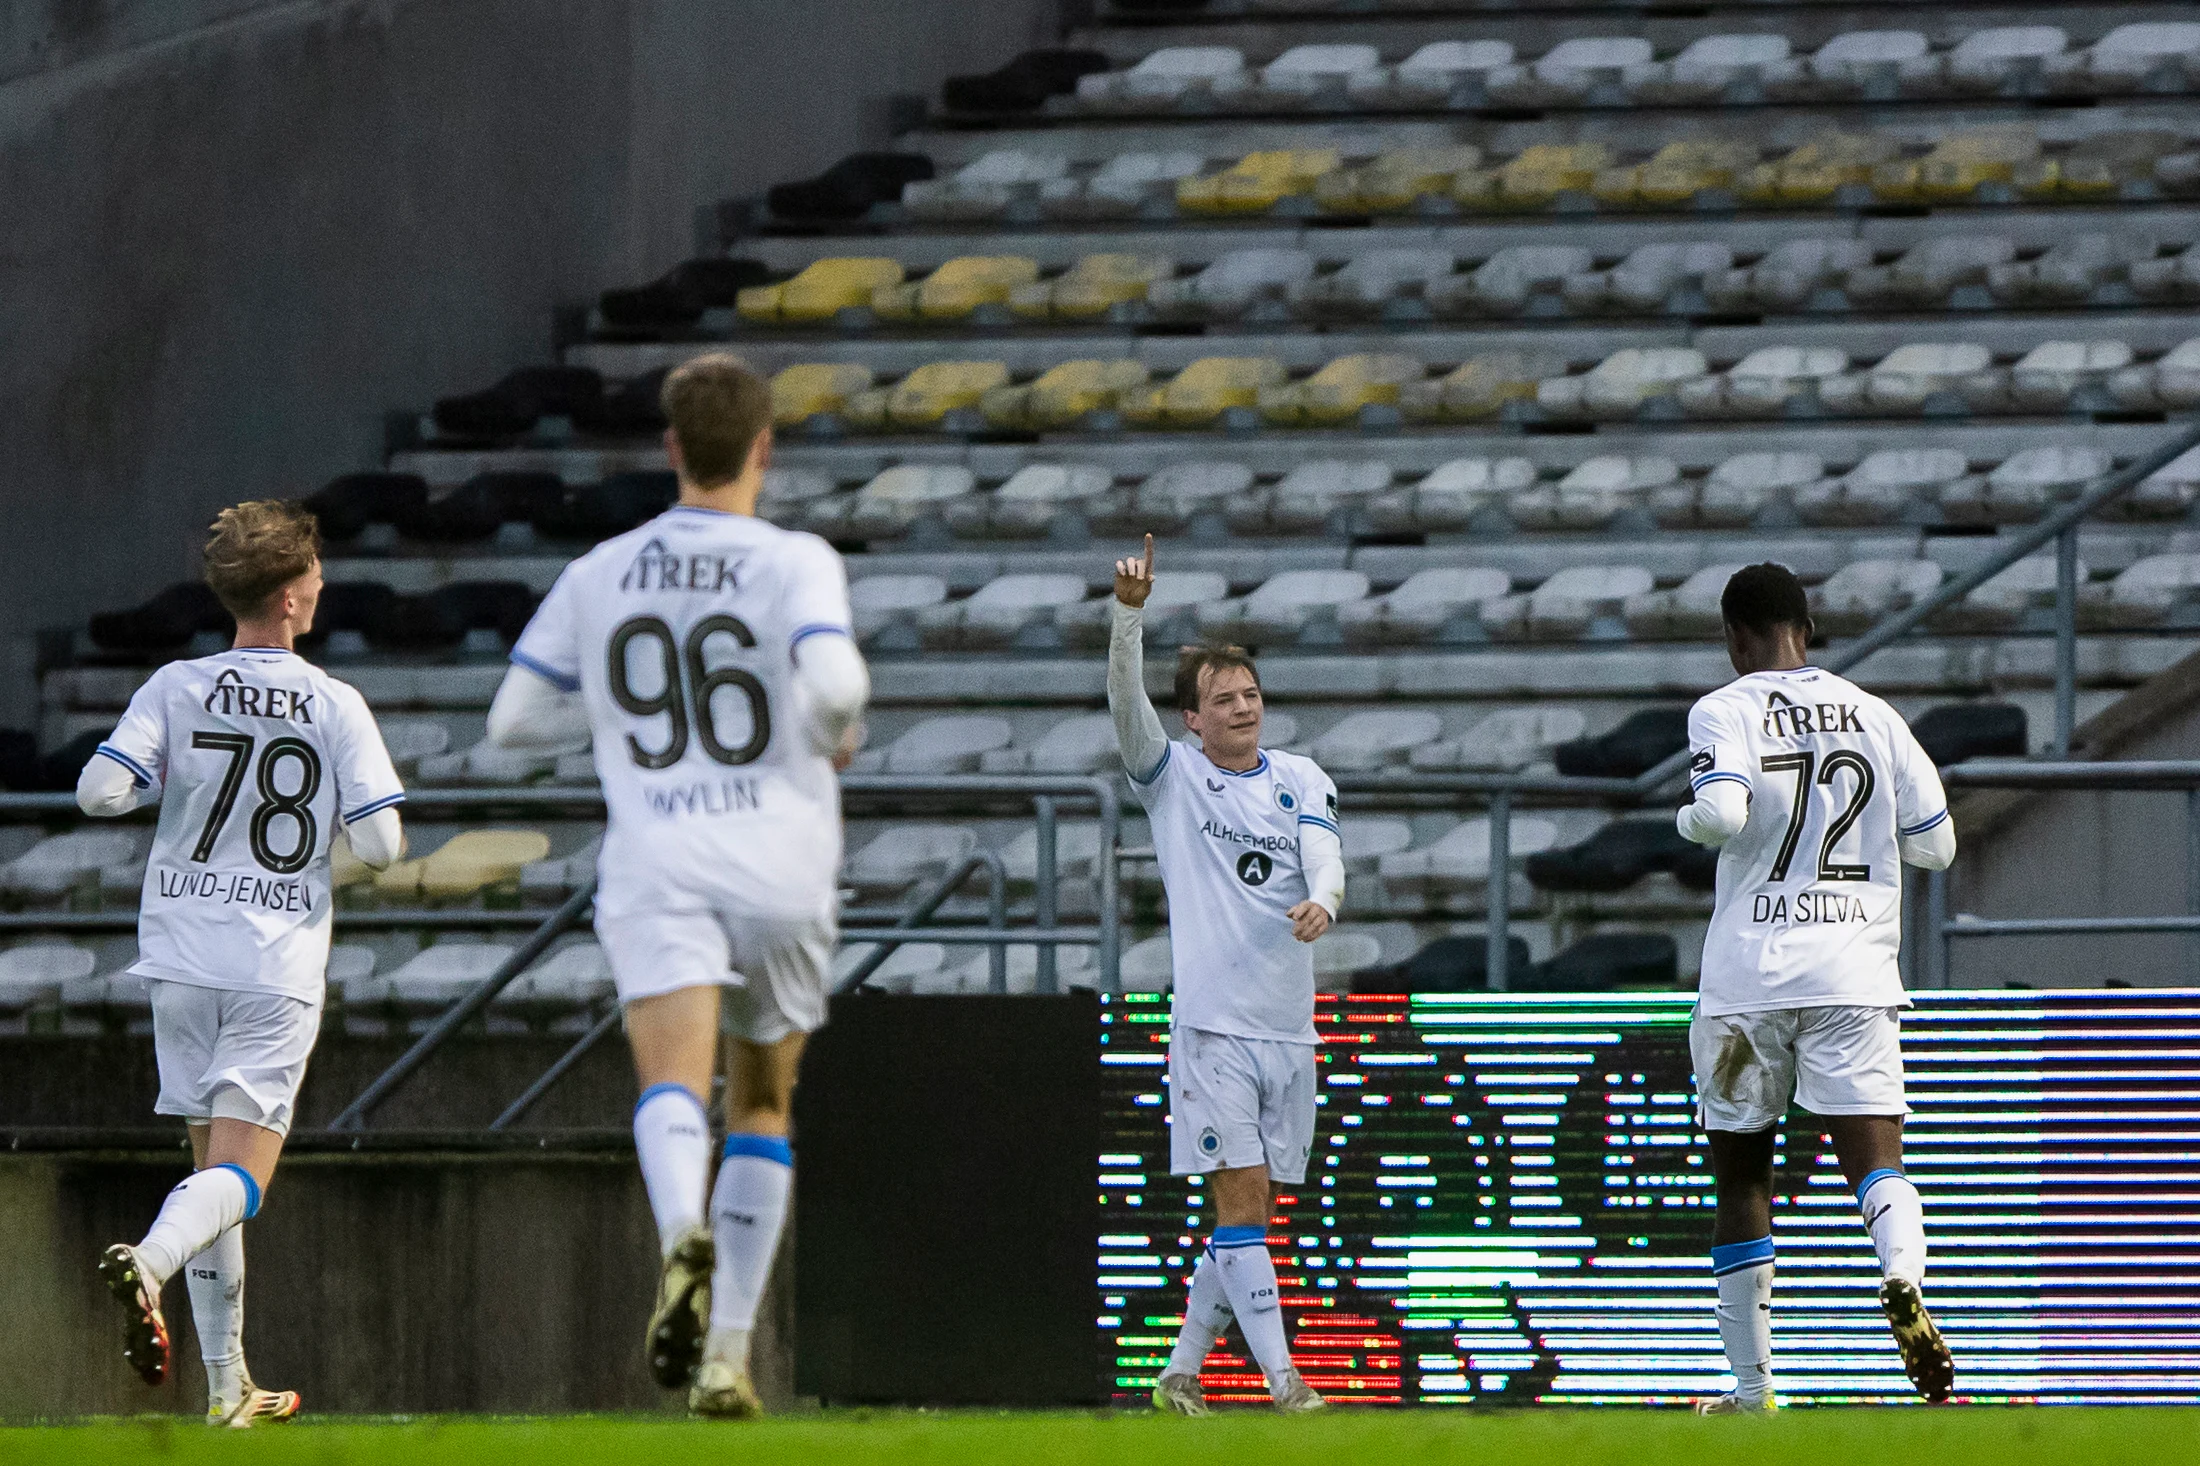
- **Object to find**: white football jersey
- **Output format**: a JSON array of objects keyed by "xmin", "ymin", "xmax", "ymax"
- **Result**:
[
  {"xmin": 510, "ymin": 506, "xmax": 854, "ymax": 923},
  {"xmin": 96, "ymin": 648, "xmax": 404, "ymax": 1001},
  {"xmin": 1686, "ymin": 666, "xmax": 1948, "ymax": 1017},
  {"xmin": 1137, "ymin": 741, "xmax": 1338, "ymax": 1046}
]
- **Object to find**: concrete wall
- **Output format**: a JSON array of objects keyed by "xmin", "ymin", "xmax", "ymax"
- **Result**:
[{"xmin": 0, "ymin": 0, "xmax": 1061, "ymax": 722}]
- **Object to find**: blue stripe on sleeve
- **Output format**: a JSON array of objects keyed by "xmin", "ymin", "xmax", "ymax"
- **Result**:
[
  {"xmin": 508, "ymin": 650, "xmax": 580, "ymax": 693},
  {"xmin": 1901, "ymin": 809, "xmax": 1950, "ymax": 837},
  {"xmin": 790, "ymin": 623, "xmax": 853, "ymax": 649},
  {"xmin": 1297, "ymin": 814, "xmax": 1339, "ymax": 834},
  {"xmin": 1128, "ymin": 741, "xmax": 1171, "ymax": 787},
  {"xmin": 94, "ymin": 744, "xmax": 155, "ymax": 789},
  {"xmin": 1691, "ymin": 770, "xmax": 1751, "ymax": 792},
  {"xmin": 342, "ymin": 792, "xmax": 407, "ymax": 825}
]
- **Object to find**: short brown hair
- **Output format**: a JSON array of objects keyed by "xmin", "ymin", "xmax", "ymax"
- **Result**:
[
  {"xmin": 661, "ymin": 353, "xmax": 772, "ymax": 486},
  {"xmin": 203, "ymin": 500, "xmax": 321, "ymax": 618},
  {"xmin": 1174, "ymin": 644, "xmax": 1261, "ymax": 713}
]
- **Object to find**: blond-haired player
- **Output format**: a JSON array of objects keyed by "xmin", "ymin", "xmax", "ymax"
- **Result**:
[
  {"xmin": 486, "ymin": 354, "xmax": 868, "ymax": 1416},
  {"xmin": 84, "ymin": 501, "xmax": 406, "ymax": 1425}
]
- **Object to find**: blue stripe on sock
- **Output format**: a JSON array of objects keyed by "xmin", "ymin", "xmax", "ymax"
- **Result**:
[
  {"xmin": 723, "ymin": 1133, "xmax": 793, "ymax": 1166},
  {"xmin": 1210, "ymin": 1225, "xmax": 1265, "ymax": 1249},
  {"xmin": 1856, "ymin": 1167, "xmax": 1906, "ymax": 1202},
  {"xmin": 214, "ymin": 1163, "xmax": 261, "ymax": 1220},
  {"xmin": 1709, "ymin": 1236, "xmax": 1774, "ymax": 1276},
  {"xmin": 634, "ymin": 1082, "xmax": 703, "ymax": 1120}
]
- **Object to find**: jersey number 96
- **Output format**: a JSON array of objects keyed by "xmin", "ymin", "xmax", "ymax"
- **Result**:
[{"xmin": 607, "ymin": 614, "xmax": 771, "ymax": 770}]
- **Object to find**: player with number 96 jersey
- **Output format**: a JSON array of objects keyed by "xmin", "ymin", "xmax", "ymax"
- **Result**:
[
  {"xmin": 100, "ymin": 648, "xmax": 403, "ymax": 1002},
  {"xmin": 508, "ymin": 508, "xmax": 853, "ymax": 942}
]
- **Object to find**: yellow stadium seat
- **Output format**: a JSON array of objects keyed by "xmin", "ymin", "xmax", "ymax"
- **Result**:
[
  {"xmin": 1739, "ymin": 132, "xmax": 1900, "ymax": 205},
  {"xmin": 1871, "ymin": 127, "xmax": 2039, "ymax": 202},
  {"xmin": 1314, "ymin": 146, "xmax": 1483, "ymax": 214},
  {"xmin": 1453, "ymin": 144, "xmax": 1614, "ymax": 210},
  {"xmin": 872, "ymin": 256, "xmax": 1041, "ymax": 321},
  {"xmin": 1593, "ymin": 140, "xmax": 1757, "ymax": 207},
  {"xmin": 736, "ymin": 258, "xmax": 904, "ymax": 324},
  {"xmin": 1008, "ymin": 254, "xmax": 1175, "ymax": 321},
  {"xmin": 771, "ymin": 363, "xmax": 875, "ymax": 426},
  {"xmin": 845, "ymin": 361, "xmax": 1012, "ymax": 431},
  {"xmin": 375, "ymin": 829, "xmax": 551, "ymax": 904},
  {"xmin": 1399, "ymin": 349, "xmax": 1570, "ymax": 423},
  {"xmin": 1258, "ymin": 353, "xmax": 1425, "ymax": 426},
  {"xmin": 1122, "ymin": 357, "xmax": 1289, "ymax": 427},
  {"xmin": 2013, "ymin": 130, "xmax": 2183, "ymax": 201},
  {"xmin": 333, "ymin": 827, "xmax": 407, "ymax": 891},
  {"xmin": 982, "ymin": 359, "xmax": 1151, "ymax": 430},
  {"xmin": 1177, "ymin": 150, "xmax": 1341, "ymax": 214}
]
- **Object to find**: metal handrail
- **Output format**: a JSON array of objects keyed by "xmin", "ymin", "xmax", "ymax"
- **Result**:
[{"xmin": 834, "ymin": 848, "xmax": 1006, "ymax": 995}]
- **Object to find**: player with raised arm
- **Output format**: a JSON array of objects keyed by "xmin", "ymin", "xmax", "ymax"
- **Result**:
[
  {"xmin": 1109, "ymin": 535, "xmax": 1346, "ymax": 1416},
  {"xmin": 483, "ymin": 354, "xmax": 868, "ymax": 1418},
  {"xmin": 83, "ymin": 502, "xmax": 405, "ymax": 1427},
  {"xmin": 1676, "ymin": 563, "xmax": 1958, "ymax": 1414}
]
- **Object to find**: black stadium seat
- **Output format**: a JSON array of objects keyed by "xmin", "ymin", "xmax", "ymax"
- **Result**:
[
  {"xmin": 1526, "ymin": 819, "xmax": 1718, "ymax": 894},
  {"xmin": 308, "ymin": 581, "xmax": 398, "ymax": 638},
  {"xmin": 942, "ymin": 49, "xmax": 1110, "ymax": 114},
  {"xmin": 571, "ymin": 367, "xmax": 670, "ymax": 437},
  {"xmin": 598, "ymin": 256, "xmax": 772, "ymax": 332},
  {"xmin": 36, "ymin": 730, "xmax": 108, "ymax": 793},
  {"xmin": 432, "ymin": 366, "xmax": 605, "ymax": 439},
  {"xmin": 389, "ymin": 471, "xmax": 565, "ymax": 543},
  {"xmin": 88, "ymin": 582, "xmax": 230, "ymax": 654},
  {"xmin": 1911, "ymin": 701, "xmax": 2028, "ymax": 766},
  {"xmin": 1520, "ymin": 932, "xmax": 1679, "ymax": 992},
  {"xmin": 306, "ymin": 471, "xmax": 428, "ymax": 541},
  {"xmin": 1553, "ymin": 707, "xmax": 1690, "ymax": 779},
  {"xmin": 0, "ymin": 729, "xmax": 41, "ymax": 791},
  {"xmin": 1352, "ymin": 935, "xmax": 1532, "ymax": 994},
  {"xmin": 531, "ymin": 470, "xmax": 677, "ymax": 542},
  {"xmin": 366, "ymin": 581, "xmax": 538, "ymax": 651},
  {"xmin": 767, "ymin": 151, "xmax": 934, "ymax": 222}
]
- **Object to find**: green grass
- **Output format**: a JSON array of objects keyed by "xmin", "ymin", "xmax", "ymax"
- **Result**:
[{"xmin": 3, "ymin": 1408, "xmax": 2196, "ymax": 1466}]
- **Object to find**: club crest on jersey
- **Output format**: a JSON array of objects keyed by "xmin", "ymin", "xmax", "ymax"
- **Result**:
[
  {"xmin": 619, "ymin": 537, "xmax": 746, "ymax": 594},
  {"xmin": 201, "ymin": 669, "xmax": 313, "ymax": 722},
  {"xmin": 1198, "ymin": 1127, "xmax": 1222, "ymax": 1156},
  {"xmin": 1275, "ymin": 787, "xmax": 1298, "ymax": 814},
  {"xmin": 1762, "ymin": 689, "xmax": 1861, "ymax": 739},
  {"xmin": 1236, "ymin": 851, "xmax": 1273, "ymax": 886}
]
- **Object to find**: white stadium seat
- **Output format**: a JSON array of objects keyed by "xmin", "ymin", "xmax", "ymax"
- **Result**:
[
  {"xmin": 2, "ymin": 830, "xmax": 150, "ymax": 899},
  {"xmin": 0, "ymin": 944, "xmax": 96, "ymax": 1015},
  {"xmin": 1771, "ymin": 30, "xmax": 1935, "ymax": 98},
  {"xmin": 1147, "ymin": 248, "xmax": 1317, "ymax": 321},
  {"xmin": 1339, "ymin": 567, "xmax": 1511, "ymax": 645},
  {"xmin": 947, "ymin": 463, "xmax": 1113, "ymax": 538},
  {"xmin": 845, "ymin": 825, "xmax": 980, "ymax": 898},
  {"xmin": 1227, "ymin": 43, "xmax": 1381, "ymax": 109},
  {"xmin": 1431, "ymin": 246, "xmax": 1594, "ymax": 316},
  {"xmin": 1820, "ymin": 343, "xmax": 1994, "ymax": 415},
  {"xmin": 1311, "ymin": 928, "xmax": 1384, "ymax": 993},
  {"xmin": 1413, "ymin": 707, "xmax": 1588, "ymax": 772},
  {"xmin": 1988, "ymin": 232, "xmax": 2155, "ymax": 305},
  {"xmin": 1810, "ymin": 558, "xmax": 1946, "ymax": 633},
  {"xmin": 1340, "ymin": 816, "xmax": 1414, "ymax": 875},
  {"xmin": 1199, "ymin": 569, "xmax": 1370, "ymax": 644},
  {"xmin": 1484, "ymin": 565, "xmax": 1655, "ymax": 640},
  {"xmin": 1702, "ymin": 237, "xmax": 1872, "ymax": 311},
  {"xmin": 1487, "ymin": 37, "xmax": 1655, "ymax": 107},
  {"xmin": 1512, "ymin": 455, "xmax": 1678, "ymax": 530},
  {"xmin": 851, "ymin": 573, "xmax": 949, "ymax": 644},
  {"xmin": 1311, "ymin": 709, "xmax": 1444, "ymax": 772},
  {"xmin": 1626, "ymin": 563, "xmax": 1751, "ymax": 639},
  {"xmin": 903, "ymin": 150, "xmax": 1068, "ymax": 223},
  {"xmin": 843, "ymin": 465, "xmax": 976, "ymax": 538},
  {"xmin": 1290, "ymin": 248, "xmax": 1455, "ymax": 319},
  {"xmin": 1946, "ymin": 444, "xmax": 2110, "ymax": 524},
  {"xmin": 1348, "ymin": 40, "xmax": 1515, "ymax": 106},
  {"xmin": 1627, "ymin": 34, "xmax": 1793, "ymax": 103},
  {"xmin": 1039, "ymin": 152, "xmax": 1204, "ymax": 219},
  {"xmin": 378, "ymin": 718, "xmax": 454, "ymax": 776},
  {"xmin": 2080, "ymin": 24, "xmax": 2200, "ymax": 87},
  {"xmin": 2110, "ymin": 338, "xmax": 2200, "ymax": 410},
  {"xmin": 916, "ymin": 573, "xmax": 1088, "ymax": 651},
  {"xmin": 1376, "ymin": 815, "xmax": 1560, "ymax": 897},
  {"xmin": 1948, "ymin": 26, "xmax": 2070, "ymax": 93},
  {"xmin": 1678, "ymin": 346, "xmax": 1849, "ymax": 418},
  {"xmin": 1077, "ymin": 47, "xmax": 1247, "ymax": 111},
  {"xmin": 1121, "ymin": 934, "xmax": 1173, "ymax": 993},
  {"xmin": 1059, "ymin": 569, "xmax": 1230, "ymax": 648},
  {"xmin": 981, "ymin": 713, "xmax": 1120, "ymax": 775},
  {"xmin": 1845, "ymin": 234, "xmax": 2017, "ymax": 306},
  {"xmin": 1797, "ymin": 447, "xmax": 1971, "ymax": 526},
  {"xmin": 1245, "ymin": 458, "xmax": 1395, "ymax": 534},
  {"xmin": 367, "ymin": 944, "xmax": 515, "ymax": 1012},
  {"xmin": 1537, "ymin": 348, "xmax": 1708, "ymax": 420},
  {"xmin": 879, "ymin": 716, "xmax": 1015, "ymax": 774},
  {"xmin": 1562, "ymin": 241, "xmax": 1733, "ymax": 313},
  {"xmin": 1940, "ymin": 553, "xmax": 2086, "ymax": 631}
]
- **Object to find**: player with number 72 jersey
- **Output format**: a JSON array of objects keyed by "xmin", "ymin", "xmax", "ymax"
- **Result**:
[
  {"xmin": 98, "ymin": 648, "xmax": 405, "ymax": 998},
  {"xmin": 1685, "ymin": 665, "xmax": 1950, "ymax": 1015}
]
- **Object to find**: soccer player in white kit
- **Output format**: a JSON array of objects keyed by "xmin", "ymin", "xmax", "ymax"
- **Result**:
[
  {"xmin": 484, "ymin": 355, "xmax": 868, "ymax": 1417},
  {"xmin": 1109, "ymin": 535, "xmax": 1345, "ymax": 1415},
  {"xmin": 81, "ymin": 501, "xmax": 406, "ymax": 1426},
  {"xmin": 1676, "ymin": 564, "xmax": 1958, "ymax": 1413}
]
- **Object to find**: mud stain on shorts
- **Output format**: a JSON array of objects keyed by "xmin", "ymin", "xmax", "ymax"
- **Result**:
[{"xmin": 1712, "ymin": 1029, "xmax": 1758, "ymax": 1099}]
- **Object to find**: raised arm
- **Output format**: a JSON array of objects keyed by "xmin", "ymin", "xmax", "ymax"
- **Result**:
[{"xmin": 1107, "ymin": 533, "xmax": 1170, "ymax": 785}]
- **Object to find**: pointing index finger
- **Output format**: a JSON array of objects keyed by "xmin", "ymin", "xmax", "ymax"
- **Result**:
[{"xmin": 1141, "ymin": 532, "xmax": 1154, "ymax": 578}]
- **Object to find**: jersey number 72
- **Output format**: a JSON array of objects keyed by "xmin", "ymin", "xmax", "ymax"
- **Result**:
[{"xmin": 1760, "ymin": 750, "xmax": 1875, "ymax": 883}]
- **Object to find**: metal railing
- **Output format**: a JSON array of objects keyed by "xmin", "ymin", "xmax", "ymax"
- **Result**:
[{"xmin": 6, "ymin": 422, "xmax": 2200, "ymax": 1126}]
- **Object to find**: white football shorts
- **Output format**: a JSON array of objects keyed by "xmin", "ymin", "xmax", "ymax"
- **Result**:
[
  {"xmin": 150, "ymin": 980, "xmax": 322, "ymax": 1137},
  {"xmin": 597, "ymin": 906, "xmax": 835, "ymax": 1044},
  {"xmin": 1690, "ymin": 1003, "xmax": 1908, "ymax": 1132},
  {"xmin": 1167, "ymin": 1025, "xmax": 1317, "ymax": 1184}
]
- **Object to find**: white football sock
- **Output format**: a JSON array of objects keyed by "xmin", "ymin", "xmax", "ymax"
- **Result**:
[
  {"xmin": 707, "ymin": 1134, "xmax": 793, "ymax": 1361},
  {"xmin": 185, "ymin": 1222, "xmax": 248, "ymax": 1409},
  {"xmin": 1710, "ymin": 1237, "xmax": 1775, "ymax": 1402},
  {"xmin": 1858, "ymin": 1169, "xmax": 1926, "ymax": 1283},
  {"xmin": 136, "ymin": 1164, "xmax": 256, "ymax": 1287},
  {"xmin": 1164, "ymin": 1251, "xmax": 1233, "ymax": 1378},
  {"xmin": 633, "ymin": 1084, "xmax": 712, "ymax": 1255},
  {"xmin": 1209, "ymin": 1227, "xmax": 1294, "ymax": 1389}
]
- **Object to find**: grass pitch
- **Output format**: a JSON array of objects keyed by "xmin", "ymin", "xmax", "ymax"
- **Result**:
[{"xmin": 4, "ymin": 1408, "xmax": 2195, "ymax": 1465}]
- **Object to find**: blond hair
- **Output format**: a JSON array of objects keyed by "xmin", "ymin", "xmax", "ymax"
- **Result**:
[
  {"xmin": 660, "ymin": 353, "xmax": 772, "ymax": 486},
  {"xmin": 203, "ymin": 500, "xmax": 321, "ymax": 618}
]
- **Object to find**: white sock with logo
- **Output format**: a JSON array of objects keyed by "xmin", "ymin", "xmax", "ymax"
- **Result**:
[
  {"xmin": 136, "ymin": 1164, "xmax": 255, "ymax": 1287},
  {"xmin": 186, "ymin": 1223, "xmax": 248, "ymax": 1409},
  {"xmin": 633, "ymin": 1084, "xmax": 712, "ymax": 1254},
  {"xmin": 1209, "ymin": 1227, "xmax": 1294, "ymax": 1389},
  {"xmin": 1710, "ymin": 1238, "xmax": 1775, "ymax": 1402},
  {"xmin": 1164, "ymin": 1251, "xmax": 1232, "ymax": 1378},
  {"xmin": 1857, "ymin": 1169, "xmax": 1927, "ymax": 1282},
  {"xmin": 706, "ymin": 1134, "xmax": 793, "ymax": 1368}
]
